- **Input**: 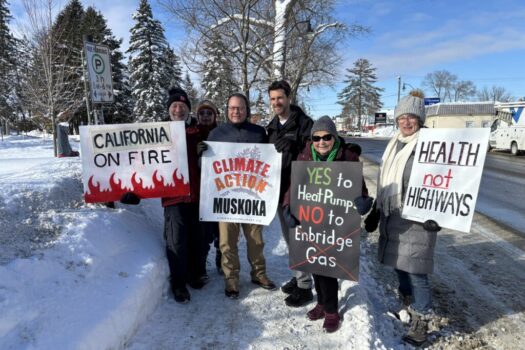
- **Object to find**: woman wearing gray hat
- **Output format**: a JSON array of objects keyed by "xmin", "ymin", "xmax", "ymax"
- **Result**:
[
  {"xmin": 282, "ymin": 115, "xmax": 372, "ymax": 333},
  {"xmin": 364, "ymin": 91, "xmax": 441, "ymax": 346}
]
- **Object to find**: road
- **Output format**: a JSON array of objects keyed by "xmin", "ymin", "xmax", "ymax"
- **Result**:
[{"xmin": 346, "ymin": 137, "xmax": 525, "ymax": 238}]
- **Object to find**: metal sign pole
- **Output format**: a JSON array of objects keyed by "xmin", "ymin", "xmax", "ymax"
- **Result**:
[{"xmin": 82, "ymin": 37, "xmax": 93, "ymax": 125}]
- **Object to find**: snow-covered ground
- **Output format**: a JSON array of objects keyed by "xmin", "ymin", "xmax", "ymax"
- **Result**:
[{"xmin": 1, "ymin": 134, "xmax": 524, "ymax": 350}]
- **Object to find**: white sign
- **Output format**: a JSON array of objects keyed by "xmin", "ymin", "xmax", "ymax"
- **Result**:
[
  {"xmin": 79, "ymin": 122, "xmax": 189, "ymax": 203},
  {"xmin": 199, "ymin": 142, "xmax": 282, "ymax": 225},
  {"xmin": 84, "ymin": 42, "xmax": 114, "ymax": 103},
  {"xmin": 402, "ymin": 128, "xmax": 490, "ymax": 233}
]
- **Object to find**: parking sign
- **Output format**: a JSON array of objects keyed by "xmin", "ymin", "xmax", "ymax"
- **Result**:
[{"xmin": 84, "ymin": 42, "xmax": 114, "ymax": 103}]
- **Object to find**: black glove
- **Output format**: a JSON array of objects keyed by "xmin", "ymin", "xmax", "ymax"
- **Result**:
[
  {"xmin": 423, "ymin": 220, "xmax": 441, "ymax": 232},
  {"xmin": 274, "ymin": 138, "xmax": 294, "ymax": 153},
  {"xmin": 364, "ymin": 201, "xmax": 380, "ymax": 233},
  {"xmin": 282, "ymin": 206, "xmax": 300, "ymax": 228},
  {"xmin": 197, "ymin": 142, "xmax": 208, "ymax": 157},
  {"xmin": 354, "ymin": 196, "xmax": 373, "ymax": 215},
  {"xmin": 120, "ymin": 192, "xmax": 141, "ymax": 205}
]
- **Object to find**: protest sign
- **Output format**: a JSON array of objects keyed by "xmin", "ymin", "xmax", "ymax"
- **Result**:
[
  {"xmin": 288, "ymin": 161, "xmax": 362, "ymax": 281},
  {"xmin": 402, "ymin": 128, "xmax": 490, "ymax": 233},
  {"xmin": 199, "ymin": 142, "xmax": 282, "ymax": 225},
  {"xmin": 79, "ymin": 122, "xmax": 189, "ymax": 203}
]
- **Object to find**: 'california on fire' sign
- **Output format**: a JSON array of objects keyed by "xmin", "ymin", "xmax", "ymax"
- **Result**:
[
  {"xmin": 289, "ymin": 161, "xmax": 362, "ymax": 281},
  {"xmin": 79, "ymin": 122, "xmax": 189, "ymax": 203},
  {"xmin": 199, "ymin": 142, "xmax": 282, "ymax": 225}
]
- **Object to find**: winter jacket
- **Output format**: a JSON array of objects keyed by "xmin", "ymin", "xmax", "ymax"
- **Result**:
[
  {"xmin": 162, "ymin": 118, "xmax": 207, "ymax": 207},
  {"xmin": 282, "ymin": 137, "xmax": 368, "ymax": 206},
  {"xmin": 377, "ymin": 148, "xmax": 438, "ymax": 274},
  {"xmin": 266, "ymin": 105, "xmax": 313, "ymax": 202},
  {"xmin": 207, "ymin": 120, "xmax": 268, "ymax": 144}
]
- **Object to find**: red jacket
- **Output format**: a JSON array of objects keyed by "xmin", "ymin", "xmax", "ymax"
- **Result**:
[{"xmin": 161, "ymin": 120, "xmax": 208, "ymax": 207}]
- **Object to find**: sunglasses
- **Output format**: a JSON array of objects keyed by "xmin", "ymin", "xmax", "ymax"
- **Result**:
[
  {"xmin": 312, "ymin": 134, "xmax": 334, "ymax": 142},
  {"xmin": 198, "ymin": 110, "xmax": 214, "ymax": 116}
]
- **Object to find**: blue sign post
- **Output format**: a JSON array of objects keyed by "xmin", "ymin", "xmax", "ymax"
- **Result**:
[{"xmin": 424, "ymin": 97, "xmax": 440, "ymax": 106}]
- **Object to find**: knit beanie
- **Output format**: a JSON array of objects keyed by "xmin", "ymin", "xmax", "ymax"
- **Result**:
[
  {"xmin": 167, "ymin": 87, "xmax": 191, "ymax": 111},
  {"xmin": 196, "ymin": 99, "xmax": 219, "ymax": 117},
  {"xmin": 311, "ymin": 115, "xmax": 338, "ymax": 138},
  {"xmin": 394, "ymin": 93, "xmax": 425, "ymax": 123}
]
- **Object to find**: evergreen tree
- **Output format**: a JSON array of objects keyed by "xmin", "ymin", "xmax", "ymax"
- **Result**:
[
  {"xmin": 0, "ymin": 0, "xmax": 16, "ymax": 127},
  {"xmin": 162, "ymin": 45, "xmax": 183, "ymax": 91},
  {"xmin": 50, "ymin": 0, "xmax": 86, "ymax": 126},
  {"xmin": 82, "ymin": 7, "xmax": 132, "ymax": 125},
  {"xmin": 182, "ymin": 71, "xmax": 199, "ymax": 112},
  {"xmin": 337, "ymin": 58, "xmax": 383, "ymax": 131},
  {"xmin": 200, "ymin": 34, "xmax": 237, "ymax": 120},
  {"xmin": 127, "ymin": 0, "xmax": 169, "ymax": 122}
]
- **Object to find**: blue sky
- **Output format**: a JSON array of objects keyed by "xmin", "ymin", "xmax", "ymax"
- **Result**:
[{"xmin": 8, "ymin": 0, "xmax": 525, "ymax": 119}]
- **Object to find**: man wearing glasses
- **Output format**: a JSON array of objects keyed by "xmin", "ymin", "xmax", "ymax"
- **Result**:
[
  {"xmin": 266, "ymin": 80, "xmax": 314, "ymax": 307},
  {"xmin": 206, "ymin": 93, "xmax": 277, "ymax": 299}
]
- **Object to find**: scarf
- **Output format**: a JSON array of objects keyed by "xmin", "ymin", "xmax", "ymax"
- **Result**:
[
  {"xmin": 376, "ymin": 131, "xmax": 419, "ymax": 216},
  {"xmin": 311, "ymin": 137, "xmax": 341, "ymax": 162}
]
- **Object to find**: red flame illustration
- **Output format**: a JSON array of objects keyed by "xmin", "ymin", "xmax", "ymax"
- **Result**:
[{"xmin": 84, "ymin": 169, "xmax": 190, "ymax": 203}]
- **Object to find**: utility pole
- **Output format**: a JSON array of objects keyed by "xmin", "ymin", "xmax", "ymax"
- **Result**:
[{"xmin": 397, "ymin": 76, "xmax": 401, "ymax": 102}]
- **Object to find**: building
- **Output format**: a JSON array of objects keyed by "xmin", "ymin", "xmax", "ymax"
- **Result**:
[{"xmin": 425, "ymin": 102, "xmax": 495, "ymax": 129}]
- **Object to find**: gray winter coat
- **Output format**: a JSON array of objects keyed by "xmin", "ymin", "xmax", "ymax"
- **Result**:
[{"xmin": 377, "ymin": 145, "xmax": 437, "ymax": 274}]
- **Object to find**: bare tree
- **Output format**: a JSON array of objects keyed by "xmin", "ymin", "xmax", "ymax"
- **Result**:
[
  {"xmin": 422, "ymin": 70, "xmax": 457, "ymax": 102},
  {"xmin": 160, "ymin": 0, "xmax": 366, "ymax": 102},
  {"xmin": 477, "ymin": 85, "xmax": 514, "ymax": 102},
  {"xmin": 451, "ymin": 80, "xmax": 476, "ymax": 102},
  {"xmin": 20, "ymin": 0, "xmax": 84, "ymax": 155}
]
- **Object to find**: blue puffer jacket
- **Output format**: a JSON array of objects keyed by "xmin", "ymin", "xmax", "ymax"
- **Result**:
[{"xmin": 207, "ymin": 121, "xmax": 268, "ymax": 144}]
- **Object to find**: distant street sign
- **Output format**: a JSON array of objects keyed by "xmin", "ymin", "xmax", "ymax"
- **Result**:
[
  {"xmin": 374, "ymin": 112, "xmax": 387, "ymax": 124},
  {"xmin": 424, "ymin": 97, "xmax": 440, "ymax": 106},
  {"xmin": 84, "ymin": 42, "xmax": 114, "ymax": 104}
]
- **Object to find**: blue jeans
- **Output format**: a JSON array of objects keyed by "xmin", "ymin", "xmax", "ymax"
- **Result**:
[{"xmin": 395, "ymin": 269, "xmax": 432, "ymax": 314}]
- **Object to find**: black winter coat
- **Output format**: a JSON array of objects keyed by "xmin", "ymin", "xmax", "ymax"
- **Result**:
[
  {"xmin": 207, "ymin": 120, "xmax": 268, "ymax": 144},
  {"xmin": 266, "ymin": 105, "xmax": 313, "ymax": 202}
]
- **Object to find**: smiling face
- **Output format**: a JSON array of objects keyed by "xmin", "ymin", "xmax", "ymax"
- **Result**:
[
  {"xmin": 169, "ymin": 101, "xmax": 189, "ymax": 121},
  {"xmin": 227, "ymin": 96, "xmax": 247, "ymax": 124},
  {"xmin": 396, "ymin": 114, "xmax": 421, "ymax": 137},
  {"xmin": 269, "ymin": 89, "xmax": 291, "ymax": 119},
  {"xmin": 312, "ymin": 131, "xmax": 336, "ymax": 156},
  {"xmin": 198, "ymin": 107, "xmax": 215, "ymax": 125}
]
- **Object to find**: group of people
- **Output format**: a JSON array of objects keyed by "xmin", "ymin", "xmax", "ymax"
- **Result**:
[{"xmin": 121, "ymin": 82, "xmax": 440, "ymax": 345}]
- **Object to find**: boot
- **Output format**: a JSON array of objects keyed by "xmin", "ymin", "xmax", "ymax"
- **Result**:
[
  {"xmin": 285, "ymin": 287, "xmax": 313, "ymax": 307},
  {"xmin": 307, "ymin": 303, "xmax": 325, "ymax": 321},
  {"xmin": 403, "ymin": 310, "xmax": 429, "ymax": 346},
  {"xmin": 281, "ymin": 277, "xmax": 297, "ymax": 294},
  {"xmin": 323, "ymin": 312, "xmax": 340, "ymax": 333},
  {"xmin": 172, "ymin": 285, "xmax": 190, "ymax": 304}
]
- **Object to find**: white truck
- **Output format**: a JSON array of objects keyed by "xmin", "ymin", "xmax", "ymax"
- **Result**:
[{"xmin": 490, "ymin": 102, "xmax": 525, "ymax": 155}]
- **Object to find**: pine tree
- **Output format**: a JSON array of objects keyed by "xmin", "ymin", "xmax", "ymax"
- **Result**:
[
  {"xmin": 82, "ymin": 7, "xmax": 132, "ymax": 125},
  {"xmin": 200, "ymin": 34, "xmax": 237, "ymax": 120},
  {"xmin": 127, "ymin": 0, "xmax": 169, "ymax": 122},
  {"xmin": 182, "ymin": 71, "xmax": 199, "ymax": 112},
  {"xmin": 0, "ymin": 0, "xmax": 16, "ymax": 127},
  {"xmin": 162, "ymin": 45, "xmax": 183, "ymax": 91},
  {"xmin": 50, "ymin": 0, "xmax": 86, "ymax": 125},
  {"xmin": 337, "ymin": 58, "xmax": 383, "ymax": 131}
]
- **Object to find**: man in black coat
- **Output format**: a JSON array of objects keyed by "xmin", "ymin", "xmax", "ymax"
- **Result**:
[{"xmin": 266, "ymin": 80, "xmax": 314, "ymax": 307}]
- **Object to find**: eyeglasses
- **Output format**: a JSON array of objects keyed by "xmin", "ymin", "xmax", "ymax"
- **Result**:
[
  {"xmin": 312, "ymin": 134, "xmax": 334, "ymax": 142},
  {"xmin": 227, "ymin": 106, "xmax": 246, "ymax": 112},
  {"xmin": 397, "ymin": 115, "xmax": 419, "ymax": 122},
  {"xmin": 198, "ymin": 110, "xmax": 214, "ymax": 116}
]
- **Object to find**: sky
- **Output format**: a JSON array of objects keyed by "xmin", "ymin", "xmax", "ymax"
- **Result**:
[{"xmin": 7, "ymin": 0, "xmax": 525, "ymax": 118}]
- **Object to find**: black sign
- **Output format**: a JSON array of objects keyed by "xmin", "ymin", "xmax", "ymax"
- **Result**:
[
  {"xmin": 424, "ymin": 97, "xmax": 440, "ymax": 106},
  {"xmin": 374, "ymin": 112, "xmax": 387, "ymax": 124},
  {"xmin": 289, "ymin": 161, "xmax": 362, "ymax": 281}
]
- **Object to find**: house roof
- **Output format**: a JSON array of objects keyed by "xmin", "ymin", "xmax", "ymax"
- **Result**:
[{"xmin": 426, "ymin": 102, "xmax": 495, "ymax": 117}]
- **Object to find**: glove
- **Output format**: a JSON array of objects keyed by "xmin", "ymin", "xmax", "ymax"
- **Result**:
[
  {"xmin": 423, "ymin": 220, "xmax": 441, "ymax": 232},
  {"xmin": 282, "ymin": 206, "xmax": 300, "ymax": 228},
  {"xmin": 274, "ymin": 138, "xmax": 294, "ymax": 153},
  {"xmin": 354, "ymin": 196, "xmax": 373, "ymax": 215},
  {"xmin": 364, "ymin": 201, "xmax": 380, "ymax": 233},
  {"xmin": 197, "ymin": 142, "xmax": 208, "ymax": 157},
  {"xmin": 120, "ymin": 192, "xmax": 141, "ymax": 205}
]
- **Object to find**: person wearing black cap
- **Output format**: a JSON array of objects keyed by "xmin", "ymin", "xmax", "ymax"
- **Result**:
[{"xmin": 121, "ymin": 87, "xmax": 207, "ymax": 304}]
